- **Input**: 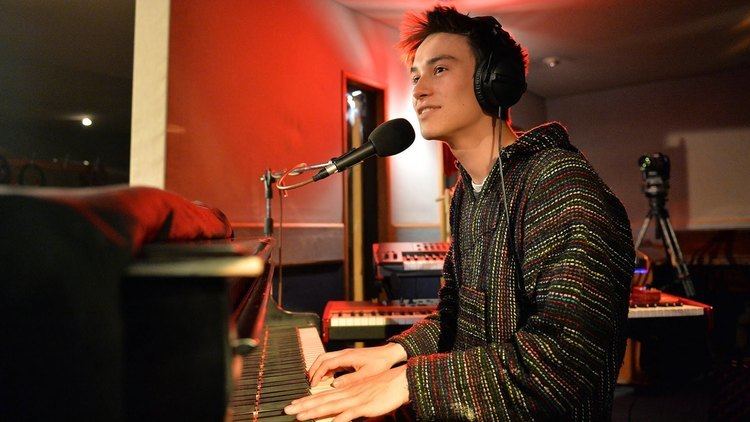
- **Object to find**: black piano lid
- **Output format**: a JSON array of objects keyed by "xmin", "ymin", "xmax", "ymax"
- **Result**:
[
  {"xmin": 118, "ymin": 237, "xmax": 277, "ymax": 420},
  {"xmin": 126, "ymin": 236, "xmax": 277, "ymax": 353},
  {"xmin": 137, "ymin": 235, "xmax": 274, "ymax": 260},
  {"xmin": 127, "ymin": 236, "xmax": 274, "ymax": 277}
]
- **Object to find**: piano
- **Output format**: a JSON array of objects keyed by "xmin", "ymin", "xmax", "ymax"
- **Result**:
[
  {"xmin": 0, "ymin": 188, "xmax": 331, "ymax": 421},
  {"xmin": 125, "ymin": 236, "xmax": 331, "ymax": 421}
]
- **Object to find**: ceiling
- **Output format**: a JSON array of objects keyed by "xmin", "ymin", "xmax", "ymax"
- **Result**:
[
  {"xmin": 336, "ymin": 0, "xmax": 750, "ymax": 98},
  {"xmin": 0, "ymin": 0, "xmax": 135, "ymax": 126},
  {"xmin": 0, "ymin": 0, "xmax": 135, "ymax": 172},
  {"xmin": 1, "ymin": 0, "xmax": 748, "ymax": 130}
]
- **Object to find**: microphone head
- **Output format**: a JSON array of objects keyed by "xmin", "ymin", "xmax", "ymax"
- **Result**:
[{"xmin": 369, "ymin": 118, "xmax": 415, "ymax": 157}]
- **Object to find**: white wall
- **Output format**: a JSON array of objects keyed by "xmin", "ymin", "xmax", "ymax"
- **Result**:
[
  {"xmin": 547, "ymin": 67, "xmax": 750, "ymax": 231},
  {"xmin": 389, "ymin": 90, "xmax": 548, "ymax": 241},
  {"xmin": 513, "ymin": 91, "xmax": 548, "ymax": 130},
  {"xmin": 130, "ymin": 0, "xmax": 170, "ymax": 188}
]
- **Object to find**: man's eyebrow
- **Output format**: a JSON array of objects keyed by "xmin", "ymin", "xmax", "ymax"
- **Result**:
[{"xmin": 410, "ymin": 55, "xmax": 458, "ymax": 72}]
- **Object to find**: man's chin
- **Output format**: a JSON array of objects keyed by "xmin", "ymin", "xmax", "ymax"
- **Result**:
[{"xmin": 419, "ymin": 128, "xmax": 442, "ymax": 141}]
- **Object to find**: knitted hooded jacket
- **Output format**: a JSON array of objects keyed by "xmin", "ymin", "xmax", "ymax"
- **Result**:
[{"xmin": 390, "ymin": 122, "xmax": 635, "ymax": 421}]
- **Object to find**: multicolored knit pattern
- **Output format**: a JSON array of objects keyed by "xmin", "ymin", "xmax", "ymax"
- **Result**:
[{"xmin": 389, "ymin": 122, "xmax": 635, "ymax": 421}]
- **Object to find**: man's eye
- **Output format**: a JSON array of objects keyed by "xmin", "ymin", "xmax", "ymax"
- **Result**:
[
  {"xmin": 434, "ymin": 66, "xmax": 446, "ymax": 74},
  {"xmin": 411, "ymin": 75, "xmax": 420, "ymax": 85}
]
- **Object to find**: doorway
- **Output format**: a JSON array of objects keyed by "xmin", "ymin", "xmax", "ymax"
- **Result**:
[{"xmin": 343, "ymin": 76, "xmax": 386, "ymax": 301}]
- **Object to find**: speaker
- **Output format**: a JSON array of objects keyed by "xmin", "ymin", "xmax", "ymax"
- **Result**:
[{"xmin": 472, "ymin": 16, "xmax": 527, "ymax": 118}]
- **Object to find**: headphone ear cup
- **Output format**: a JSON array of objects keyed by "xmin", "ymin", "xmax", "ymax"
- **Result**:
[
  {"xmin": 473, "ymin": 59, "xmax": 496, "ymax": 113},
  {"xmin": 474, "ymin": 57, "xmax": 527, "ymax": 114},
  {"xmin": 491, "ymin": 73, "xmax": 526, "ymax": 109},
  {"xmin": 472, "ymin": 17, "xmax": 527, "ymax": 116}
]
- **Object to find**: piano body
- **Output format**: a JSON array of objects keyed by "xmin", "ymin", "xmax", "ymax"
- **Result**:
[{"xmin": 128, "ymin": 236, "xmax": 336, "ymax": 421}]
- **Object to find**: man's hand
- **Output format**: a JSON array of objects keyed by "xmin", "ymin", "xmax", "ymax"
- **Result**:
[
  {"xmin": 285, "ymin": 365, "xmax": 410, "ymax": 422},
  {"xmin": 308, "ymin": 342, "xmax": 407, "ymax": 388}
]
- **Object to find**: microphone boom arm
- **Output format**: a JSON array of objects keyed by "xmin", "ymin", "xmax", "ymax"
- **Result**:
[{"xmin": 276, "ymin": 160, "xmax": 333, "ymax": 191}]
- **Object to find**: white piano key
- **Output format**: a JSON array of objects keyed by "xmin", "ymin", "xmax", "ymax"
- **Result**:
[
  {"xmin": 627, "ymin": 304, "xmax": 704, "ymax": 319},
  {"xmin": 296, "ymin": 326, "xmax": 334, "ymax": 422}
]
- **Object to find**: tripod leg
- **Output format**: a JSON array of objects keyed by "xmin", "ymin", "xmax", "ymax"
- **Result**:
[
  {"xmin": 657, "ymin": 215, "xmax": 696, "ymax": 297},
  {"xmin": 633, "ymin": 213, "xmax": 654, "ymax": 256}
]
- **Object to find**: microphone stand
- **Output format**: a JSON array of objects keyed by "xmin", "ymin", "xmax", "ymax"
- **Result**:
[
  {"xmin": 261, "ymin": 169, "xmax": 275, "ymax": 237},
  {"xmin": 259, "ymin": 160, "xmax": 332, "ymax": 308}
]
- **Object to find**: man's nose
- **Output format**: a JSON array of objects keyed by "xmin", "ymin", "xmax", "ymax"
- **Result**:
[{"xmin": 412, "ymin": 77, "xmax": 430, "ymax": 100}]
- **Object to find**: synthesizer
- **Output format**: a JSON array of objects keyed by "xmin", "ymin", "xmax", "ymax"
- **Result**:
[
  {"xmin": 322, "ymin": 294, "xmax": 712, "ymax": 342},
  {"xmin": 373, "ymin": 241, "xmax": 449, "ymax": 275},
  {"xmin": 322, "ymin": 300, "xmax": 438, "ymax": 342}
]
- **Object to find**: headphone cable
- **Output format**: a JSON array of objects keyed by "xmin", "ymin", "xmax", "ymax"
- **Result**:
[{"xmin": 497, "ymin": 106, "xmax": 511, "ymax": 229}]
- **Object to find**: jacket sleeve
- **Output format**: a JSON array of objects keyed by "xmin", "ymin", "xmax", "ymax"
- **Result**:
[
  {"xmin": 403, "ymin": 152, "xmax": 635, "ymax": 420},
  {"xmin": 388, "ymin": 241, "xmax": 458, "ymax": 356}
]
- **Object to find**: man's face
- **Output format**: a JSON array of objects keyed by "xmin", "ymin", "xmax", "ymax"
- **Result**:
[{"xmin": 411, "ymin": 33, "xmax": 486, "ymax": 142}]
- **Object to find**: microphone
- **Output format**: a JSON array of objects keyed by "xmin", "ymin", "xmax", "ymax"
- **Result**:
[{"xmin": 313, "ymin": 118, "xmax": 415, "ymax": 181}]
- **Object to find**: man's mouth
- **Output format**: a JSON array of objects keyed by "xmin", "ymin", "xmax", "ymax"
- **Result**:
[{"xmin": 418, "ymin": 106, "xmax": 440, "ymax": 117}]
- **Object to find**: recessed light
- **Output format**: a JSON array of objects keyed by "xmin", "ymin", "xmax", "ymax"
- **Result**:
[
  {"xmin": 82, "ymin": 117, "xmax": 93, "ymax": 127},
  {"xmin": 542, "ymin": 56, "xmax": 561, "ymax": 68}
]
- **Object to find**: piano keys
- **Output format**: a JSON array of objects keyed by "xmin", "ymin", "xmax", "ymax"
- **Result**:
[
  {"xmin": 322, "ymin": 300, "xmax": 438, "ymax": 342},
  {"xmin": 628, "ymin": 302, "xmax": 706, "ymax": 318},
  {"xmin": 628, "ymin": 292, "xmax": 714, "ymax": 329},
  {"xmin": 373, "ymin": 241, "xmax": 449, "ymax": 275},
  {"xmin": 373, "ymin": 242, "xmax": 449, "ymax": 301},
  {"xmin": 122, "ymin": 237, "xmax": 279, "ymax": 420},
  {"xmin": 120, "ymin": 236, "xmax": 325, "ymax": 421},
  {"xmin": 230, "ymin": 308, "xmax": 333, "ymax": 422}
]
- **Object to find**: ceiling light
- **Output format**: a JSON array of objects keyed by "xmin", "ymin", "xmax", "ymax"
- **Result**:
[
  {"xmin": 542, "ymin": 56, "xmax": 561, "ymax": 68},
  {"xmin": 351, "ymin": 90, "xmax": 363, "ymax": 97},
  {"xmin": 81, "ymin": 117, "xmax": 93, "ymax": 127}
]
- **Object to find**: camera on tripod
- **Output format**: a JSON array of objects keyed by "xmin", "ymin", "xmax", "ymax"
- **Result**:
[
  {"xmin": 638, "ymin": 153, "xmax": 670, "ymax": 198},
  {"xmin": 633, "ymin": 152, "xmax": 695, "ymax": 297}
]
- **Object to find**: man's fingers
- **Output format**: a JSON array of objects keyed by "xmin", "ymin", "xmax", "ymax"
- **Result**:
[
  {"xmin": 309, "ymin": 354, "xmax": 341, "ymax": 386},
  {"xmin": 308, "ymin": 350, "xmax": 343, "ymax": 381},
  {"xmin": 331, "ymin": 371, "xmax": 365, "ymax": 388},
  {"xmin": 332, "ymin": 409, "xmax": 360, "ymax": 422},
  {"xmin": 285, "ymin": 388, "xmax": 349, "ymax": 416},
  {"xmin": 310, "ymin": 353, "xmax": 359, "ymax": 386},
  {"xmin": 310, "ymin": 359, "xmax": 338, "ymax": 386},
  {"xmin": 296, "ymin": 396, "xmax": 360, "ymax": 421}
]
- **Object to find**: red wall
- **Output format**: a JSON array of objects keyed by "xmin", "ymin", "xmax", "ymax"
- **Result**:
[{"xmin": 166, "ymin": 0, "xmax": 408, "ymax": 225}]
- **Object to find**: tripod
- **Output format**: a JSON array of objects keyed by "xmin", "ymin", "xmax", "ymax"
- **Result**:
[{"xmin": 633, "ymin": 175, "xmax": 695, "ymax": 297}]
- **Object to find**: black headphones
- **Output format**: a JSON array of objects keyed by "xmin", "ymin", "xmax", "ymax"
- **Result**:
[{"xmin": 472, "ymin": 16, "xmax": 527, "ymax": 118}]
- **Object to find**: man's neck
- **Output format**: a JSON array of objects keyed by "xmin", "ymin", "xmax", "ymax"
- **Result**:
[{"xmin": 447, "ymin": 120, "xmax": 517, "ymax": 184}]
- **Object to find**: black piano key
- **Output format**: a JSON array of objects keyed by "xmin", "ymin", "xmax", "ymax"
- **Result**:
[
  {"xmin": 262, "ymin": 360, "xmax": 303, "ymax": 367},
  {"xmin": 259, "ymin": 383, "xmax": 309, "ymax": 395},
  {"xmin": 257, "ymin": 414, "xmax": 298, "ymax": 422},
  {"xmin": 232, "ymin": 404, "xmax": 255, "ymax": 414},
  {"xmin": 231, "ymin": 324, "xmax": 322, "ymax": 421},
  {"xmin": 261, "ymin": 373, "xmax": 309, "ymax": 384},
  {"xmin": 261, "ymin": 365, "xmax": 305, "ymax": 373},
  {"xmin": 258, "ymin": 388, "xmax": 308, "ymax": 401},
  {"xmin": 259, "ymin": 399, "xmax": 297, "ymax": 412}
]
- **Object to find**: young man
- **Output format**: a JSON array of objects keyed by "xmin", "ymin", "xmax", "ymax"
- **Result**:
[{"xmin": 285, "ymin": 6, "xmax": 634, "ymax": 421}]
